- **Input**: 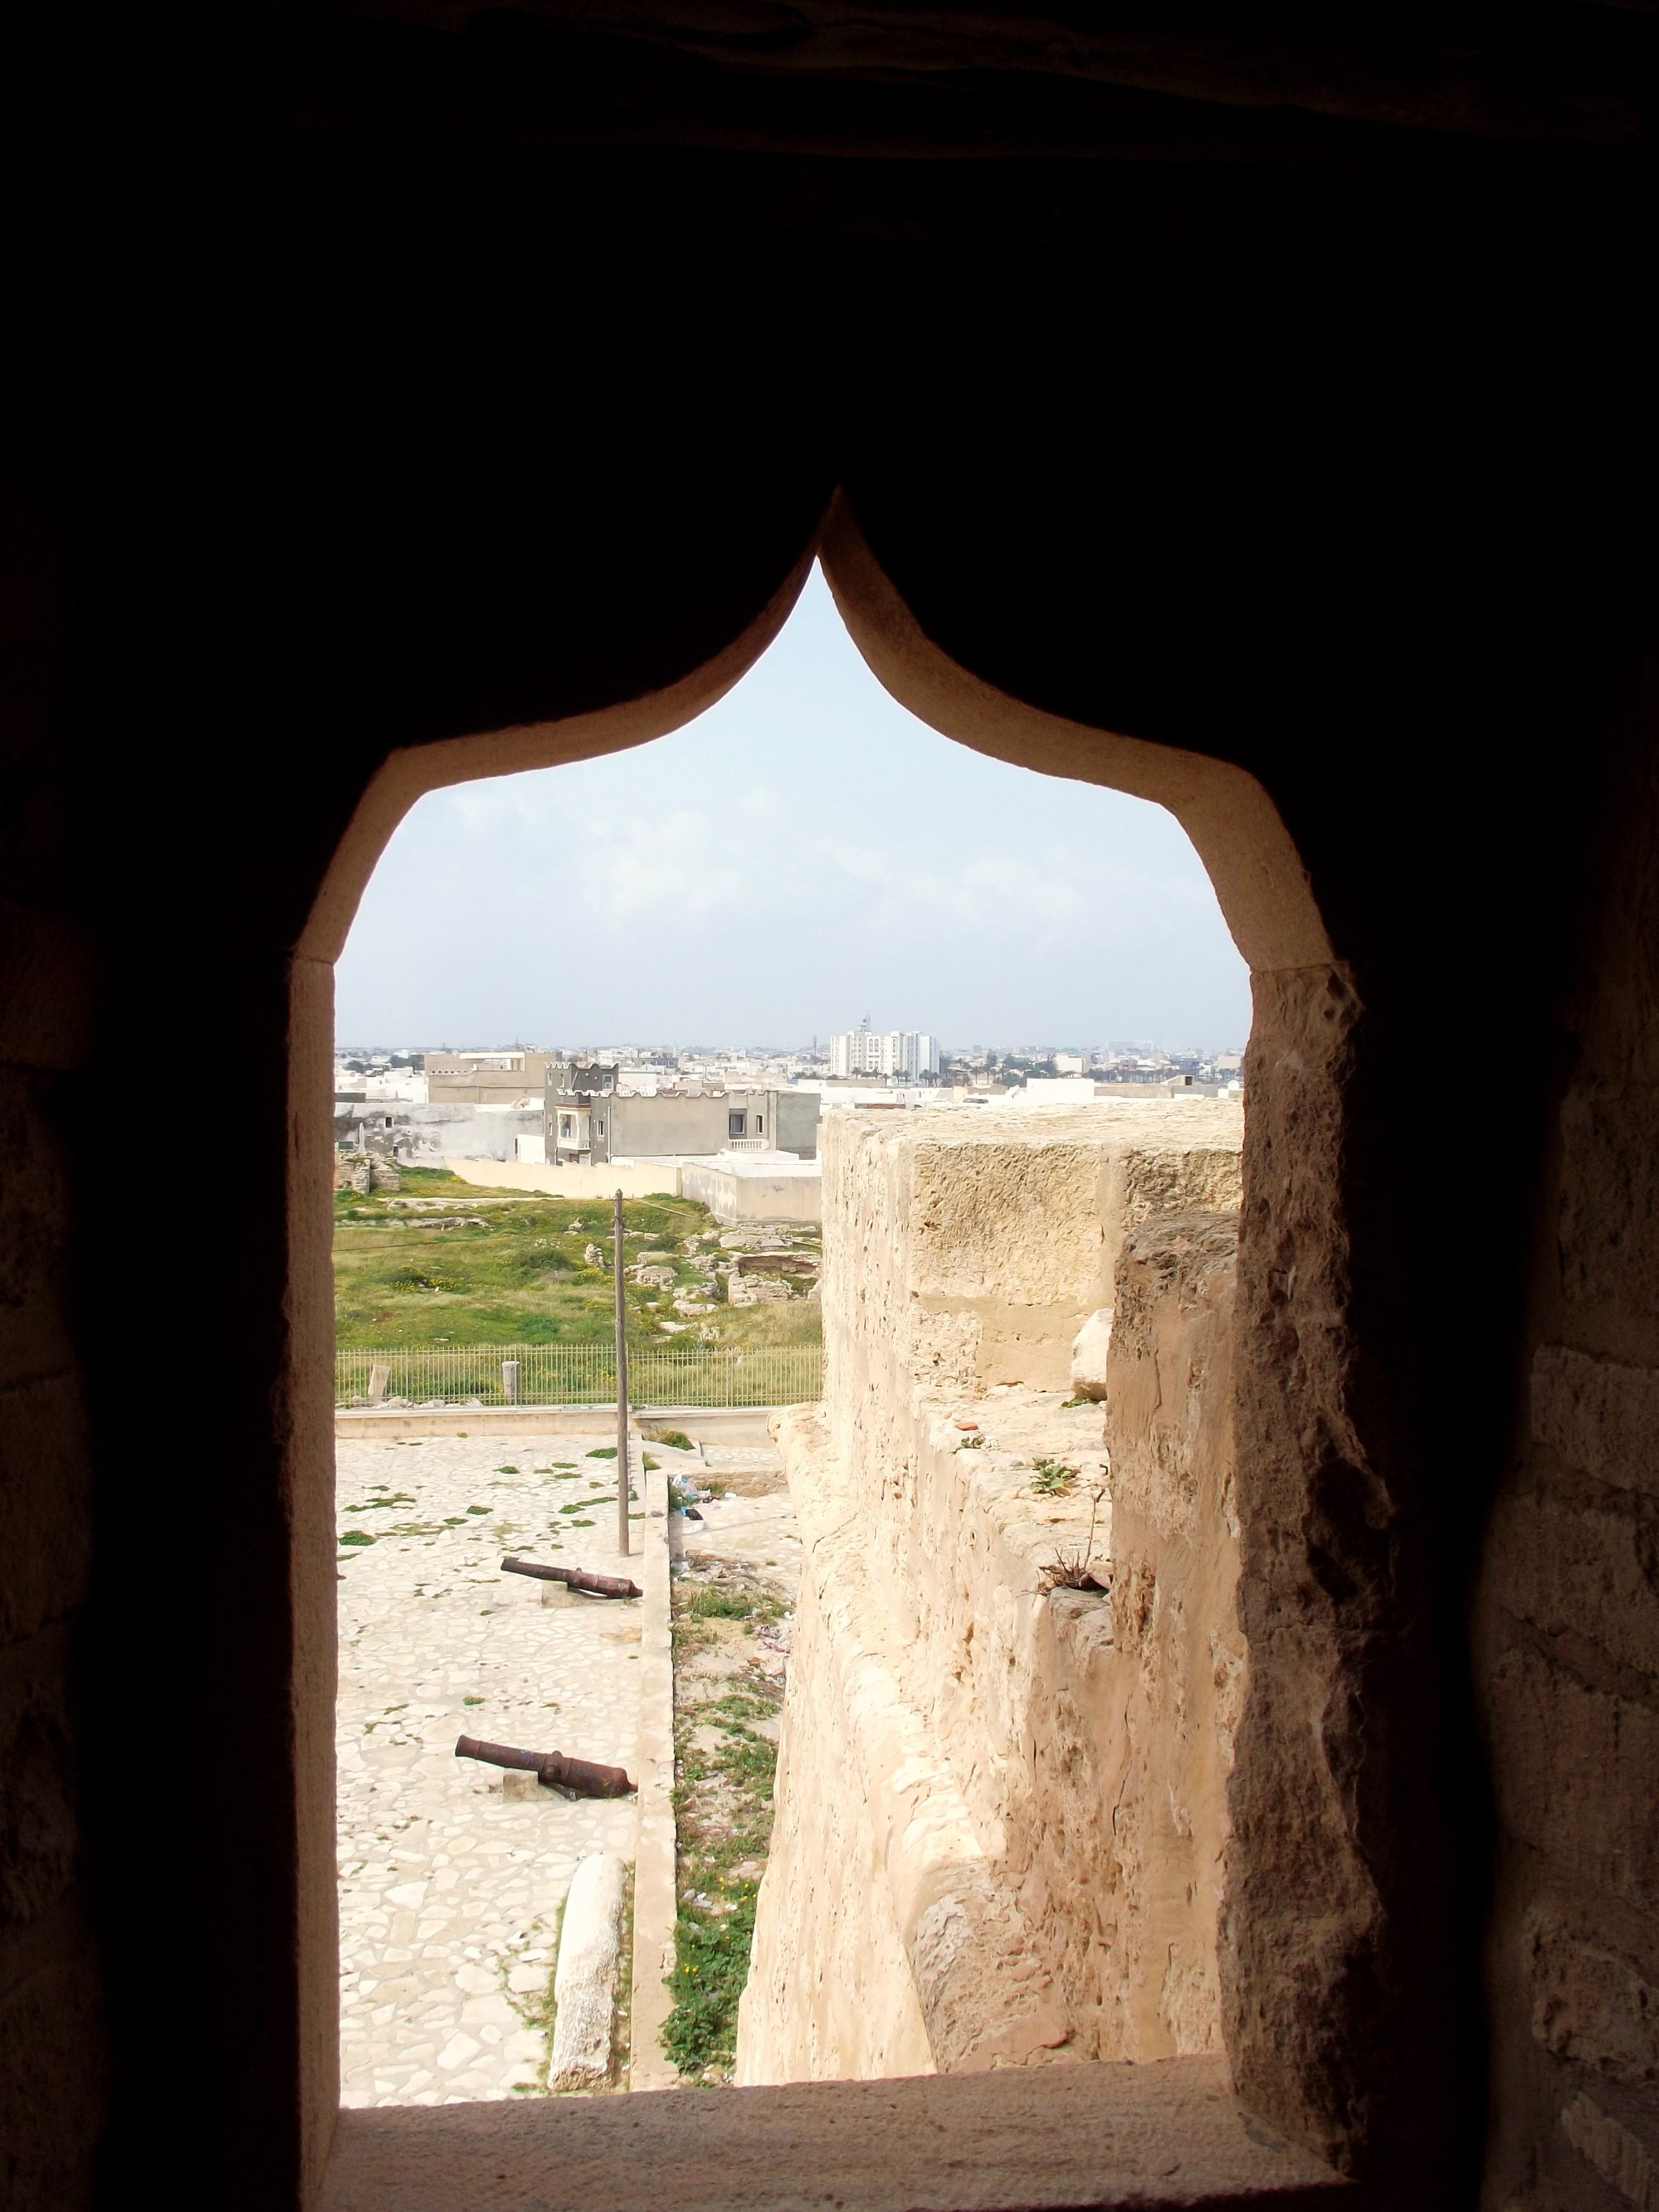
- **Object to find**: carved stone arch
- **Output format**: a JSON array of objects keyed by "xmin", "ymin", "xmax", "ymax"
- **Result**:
[
  {"xmin": 305, "ymin": 494, "xmax": 1332, "ymax": 981},
  {"xmin": 293, "ymin": 490, "xmax": 1426, "ymax": 2185}
]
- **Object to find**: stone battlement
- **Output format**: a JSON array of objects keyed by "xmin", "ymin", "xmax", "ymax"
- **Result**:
[{"xmin": 737, "ymin": 1102, "xmax": 1246, "ymax": 2082}]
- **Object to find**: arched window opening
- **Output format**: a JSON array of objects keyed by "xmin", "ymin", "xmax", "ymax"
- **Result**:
[{"xmin": 324, "ymin": 560, "xmax": 1261, "ymax": 2112}]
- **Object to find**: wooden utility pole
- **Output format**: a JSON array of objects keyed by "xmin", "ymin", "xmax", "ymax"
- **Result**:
[{"xmin": 613, "ymin": 1188, "xmax": 631, "ymax": 1555}]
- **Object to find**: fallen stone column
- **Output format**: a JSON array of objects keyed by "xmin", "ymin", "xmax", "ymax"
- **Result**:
[{"xmin": 549, "ymin": 1852, "xmax": 628, "ymax": 2092}]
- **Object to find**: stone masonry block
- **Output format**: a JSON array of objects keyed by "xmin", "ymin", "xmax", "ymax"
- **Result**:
[
  {"xmin": 1491, "ymin": 1644, "xmax": 1659, "ymax": 1912},
  {"xmin": 1559, "ymin": 2091, "xmax": 1659, "ymax": 2212},
  {"xmin": 1525, "ymin": 1907, "xmax": 1659, "ymax": 2088},
  {"xmin": 0, "ymin": 1620, "xmax": 81, "ymax": 1941},
  {"xmin": 1533, "ymin": 1346, "xmax": 1659, "ymax": 1502},
  {"xmin": 0, "ymin": 1371, "xmax": 93, "ymax": 1645},
  {"xmin": 0, "ymin": 1912, "xmax": 105, "ymax": 2211},
  {"xmin": 1488, "ymin": 1492, "xmax": 1659, "ymax": 1683},
  {"xmin": 0, "ymin": 1067, "xmax": 76, "ymax": 1385},
  {"xmin": 1560, "ymin": 1088, "xmax": 1659, "ymax": 1321}
]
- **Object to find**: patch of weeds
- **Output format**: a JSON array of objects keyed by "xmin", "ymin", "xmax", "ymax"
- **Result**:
[
  {"xmin": 662, "ymin": 1568, "xmax": 785, "ymax": 2083},
  {"xmin": 1060, "ymin": 1396, "xmax": 1093, "ymax": 1411},
  {"xmin": 662, "ymin": 1882, "xmax": 758, "ymax": 2081},
  {"xmin": 652, "ymin": 1430, "xmax": 694, "ymax": 1452},
  {"xmin": 683, "ymin": 1586, "xmax": 754, "ymax": 1621},
  {"xmin": 553, "ymin": 1470, "xmax": 581, "ymax": 1481},
  {"xmin": 716, "ymin": 1729, "xmax": 777, "ymax": 1798},
  {"xmin": 958, "ymin": 1431, "xmax": 986, "ymax": 1449},
  {"xmin": 387, "ymin": 1269, "xmax": 468, "ymax": 1294},
  {"xmin": 557, "ymin": 1502, "xmax": 591, "ymax": 1517},
  {"xmin": 587, "ymin": 1446, "xmax": 617, "ymax": 1459},
  {"xmin": 338, "ymin": 1529, "xmax": 376, "ymax": 1547},
  {"xmin": 466, "ymin": 1505, "xmax": 489, "ymax": 1515},
  {"xmin": 345, "ymin": 1493, "xmax": 417, "ymax": 1512},
  {"xmin": 642, "ymin": 1455, "xmax": 660, "ymax": 1470},
  {"xmin": 462, "ymin": 1695, "xmax": 484, "ymax": 1706},
  {"xmin": 706, "ymin": 1689, "xmax": 772, "ymax": 1722},
  {"xmin": 496, "ymin": 1464, "xmax": 520, "ymax": 1473},
  {"xmin": 1029, "ymin": 1458, "xmax": 1077, "ymax": 1497},
  {"xmin": 568, "ymin": 1518, "xmax": 595, "ymax": 1528}
]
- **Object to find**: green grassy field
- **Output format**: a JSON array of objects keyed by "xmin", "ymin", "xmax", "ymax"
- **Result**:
[{"xmin": 333, "ymin": 1167, "xmax": 822, "ymax": 1352}]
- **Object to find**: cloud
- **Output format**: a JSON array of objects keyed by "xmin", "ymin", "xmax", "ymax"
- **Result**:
[
  {"xmin": 568, "ymin": 810, "xmax": 746, "ymax": 923},
  {"xmin": 335, "ymin": 564, "xmax": 1253, "ymax": 1047}
]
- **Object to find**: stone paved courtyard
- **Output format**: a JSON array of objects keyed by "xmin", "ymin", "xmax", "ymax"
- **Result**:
[{"xmin": 335, "ymin": 1430, "xmax": 646, "ymax": 2107}]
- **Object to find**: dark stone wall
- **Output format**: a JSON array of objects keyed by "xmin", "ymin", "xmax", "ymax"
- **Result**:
[
  {"xmin": 1476, "ymin": 669, "xmax": 1659, "ymax": 2210},
  {"xmin": 1, "ymin": 5, "xmax": 1654, "ymax": 2205}
]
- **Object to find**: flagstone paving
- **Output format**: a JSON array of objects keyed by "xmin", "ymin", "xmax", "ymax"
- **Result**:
[{"xmin": 334, "ymin": 1430, "xmax": 647, "ymax": 2107}]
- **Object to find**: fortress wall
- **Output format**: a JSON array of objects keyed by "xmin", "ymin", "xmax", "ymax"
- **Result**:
[{"xmin": 738, "ymin": 1104, "xmax": 1246, "ymax": 2082}]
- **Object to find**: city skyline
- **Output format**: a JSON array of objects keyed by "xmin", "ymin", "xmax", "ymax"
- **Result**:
[{"xmin": 334, "ymin": 1037, "xmax": 1242, "ymax": 1062}]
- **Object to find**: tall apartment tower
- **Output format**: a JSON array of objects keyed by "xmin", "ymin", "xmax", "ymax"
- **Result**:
[{"xmin": 830, "ymin": 1025, "xmax": 940, "ymax": 1082}]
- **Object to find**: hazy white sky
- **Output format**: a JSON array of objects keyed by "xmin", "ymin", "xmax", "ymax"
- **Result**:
[{"xmin": 335, "ymin": 565, "xmax": 1251, "ymax": 1051}]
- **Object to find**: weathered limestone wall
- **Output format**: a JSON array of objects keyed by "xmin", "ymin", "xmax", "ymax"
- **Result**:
[
  {"xmin": 739, "ymin": 1566, "xmax": 934, "ymax": 2080},
  {"xmin": 1056, "ymin": 1209, "xmax": 1246, "ymax": 2060},
  {"xmin": 737, "ymin": 1103, "xmax": 1246, "ymax": 2082}
]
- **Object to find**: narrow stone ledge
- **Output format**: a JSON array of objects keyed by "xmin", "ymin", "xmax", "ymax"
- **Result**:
[
  {"xmin": 334, "ymin": 1405, "xmax": 775, "ymax": 1445},
  {"xmin": 320, "ymin": 2054, "xmax": 1351, "ymax": 2211}
]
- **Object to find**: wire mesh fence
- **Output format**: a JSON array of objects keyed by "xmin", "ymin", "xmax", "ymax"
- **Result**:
[{"xmin": 335, "ymin": 1341, "xmax": 822, "ymax": 1410}]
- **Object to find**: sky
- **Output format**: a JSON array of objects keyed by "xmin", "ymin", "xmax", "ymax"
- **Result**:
[{"xmin": 335, "ymin": 565, "xmax": 1252, "ymax": 1053}]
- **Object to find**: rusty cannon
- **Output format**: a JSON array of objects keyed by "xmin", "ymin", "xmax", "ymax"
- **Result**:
[
  {"xmin": 500, "ymin": 1556, "xmax": 641, "ymax": 1600},
  {"xmin": 455, "ymin": 1735, "xmax": 636, "ymax": 1798}
]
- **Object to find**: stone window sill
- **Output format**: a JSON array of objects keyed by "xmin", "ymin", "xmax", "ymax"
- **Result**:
[{"xmin": 320, "ymin": 2054, "xmax": 1349, "ymax": 2211}]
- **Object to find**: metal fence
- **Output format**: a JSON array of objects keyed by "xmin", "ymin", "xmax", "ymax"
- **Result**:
[{"xmin": 335, "ymin": 1341, "xmax": 822, "ymax": 1410}]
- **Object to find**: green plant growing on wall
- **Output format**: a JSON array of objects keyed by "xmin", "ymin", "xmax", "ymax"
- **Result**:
[{"xmin": 1028, "ymin": 1458, "xmax": 1076, "ymax": 1496}]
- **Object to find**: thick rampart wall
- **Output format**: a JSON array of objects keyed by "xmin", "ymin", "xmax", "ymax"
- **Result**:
[{"xmin": 738, "ymin": 1104, "xmax": 1246, "ymax": 2080}]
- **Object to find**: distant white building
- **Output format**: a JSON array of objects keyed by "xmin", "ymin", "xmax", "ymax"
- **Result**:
[{"xmin": 829, "ymin": 1024, "xmax": 940, "ymax": 1082}]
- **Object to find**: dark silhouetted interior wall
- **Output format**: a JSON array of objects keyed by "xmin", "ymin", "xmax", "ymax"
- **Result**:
[{"xmin": 2, "ymin": 5, "xmax": 1655, "ymax": 2206}]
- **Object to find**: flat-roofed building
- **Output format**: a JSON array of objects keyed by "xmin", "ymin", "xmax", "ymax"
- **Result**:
[{"xmin": 544, "ymin": 1059, "xmax": 819, "ymax": 1165}]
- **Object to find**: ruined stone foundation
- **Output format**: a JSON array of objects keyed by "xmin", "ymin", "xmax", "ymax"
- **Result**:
[{"xmin": 736, "ymin": 1102, "xmax": 1247, "ymax": 2081}]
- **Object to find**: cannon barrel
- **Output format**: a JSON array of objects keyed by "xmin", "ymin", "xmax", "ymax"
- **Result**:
[
  {"xmin": 500, "ymin": 1556, "xmax": 640, "ymax": 1600},
  {"xmin": 455, "ymin": 1734, "xmax": 636, "ymax": 1798}
]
